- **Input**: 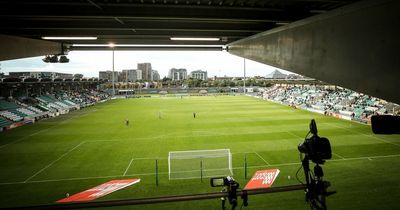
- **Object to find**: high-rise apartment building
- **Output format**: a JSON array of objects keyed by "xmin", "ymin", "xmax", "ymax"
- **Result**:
[
  {"xmin": 137, "ymin": 63, "xmax": 152, "ymax": 81},
  {"xmin": 168, "ymin": 68, "xmax": 187, "ymax": 81},
  {"xmin": 99, "ymin": 70, "xmax": 119, "ymax": 82},
  {"xmin": 121, "ymin": 69, "xmax": 141, "ymax": 82},
  {"xmin": 152, "ymin": 70, "xmax": 160, "ymax": 81},
  {"xmin": 189, "ymin": 70, "xmax": 208, "ymax": 80}
]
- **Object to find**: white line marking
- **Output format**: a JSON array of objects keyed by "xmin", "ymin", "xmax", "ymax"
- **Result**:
[
  {"xmin": 254, "ymin": 151, "xmax": 270, "ymax": 165},
  {"xmin": 23, "ymin": 141, "xmax": 85, "ymax": 183},
  {"xmin": 85, "ymin": 140, "xmax": 122, "ymax": 143},
  {"xmin": 123, "ymin": 158, "xmax": 134, "ymax": 176},
  {"xmin": 131, "ymin": 157, "xmax": 167, "ymax": 160},
  {"xmin": 286, "ymin": 131, "xmax": 303, "ymax": 139},
  {"xmin": 0, "ymin": 128, "xmax": 50, "ymax": 149},
  {"xmin": 1, "ymin": 153, "xmax": 399, "ymax": 185},
  {"xmin": 328, "ymin": 154, "xmax": 400, "ymax": 162},
  {"xmin": 332, "ymin": 152, "xmax": 346, "ymax": 160},
  {"xmin": 332, "ymin": 124, "xmax": 400, "ymax": 147},
  {"xmin": 0, "ymin": 112, "xmax": 93, "ymax": 150}
]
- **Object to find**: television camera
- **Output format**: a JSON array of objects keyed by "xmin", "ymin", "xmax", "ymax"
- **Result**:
[
  {"xmin": 298, "ymin": 119, "xmax": 336, "ymax": 210},
  {"xmin": 210, "ymin": 119, "xmax": 335, "ymax": 210},
  {"xmin": 210, "ymin": 176, "xmax": 247, "ymax": 210}
]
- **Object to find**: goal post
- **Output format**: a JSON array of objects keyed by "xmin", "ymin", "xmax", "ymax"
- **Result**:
[{"xmin": 168, "ymin": 149, "xmax": 233, "ymax": 180}]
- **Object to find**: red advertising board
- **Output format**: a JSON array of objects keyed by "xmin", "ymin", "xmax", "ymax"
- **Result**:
[
  {"xmin": 244, "ymin": 169, "xmax": 280, "ymax": 190},
  {"xmin": 57, "ymin": 179, "xmax": 140, "ymax": 203}
]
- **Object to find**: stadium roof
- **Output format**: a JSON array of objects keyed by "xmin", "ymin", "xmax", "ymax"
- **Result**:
[{"xmin": 0, "ymin": 0, "xmax": 362, "ymax": 50}]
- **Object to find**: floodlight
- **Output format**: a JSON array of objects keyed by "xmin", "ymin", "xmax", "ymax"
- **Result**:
[
  {"xmin": 170, "ymin": 37, "xmax": 220, "ymax": 41},
  {"xmin": 108, "ymin": 42, "xmax": 115, "ymax": 48},
  {"xmin": 42, "ymin": 36, "xmax": 97, "ymax": 40}
]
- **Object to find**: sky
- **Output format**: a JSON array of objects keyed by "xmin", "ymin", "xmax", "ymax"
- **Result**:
[{"xmin": 0, "ymin": 51, "xmax": 292, "ymax": 78}]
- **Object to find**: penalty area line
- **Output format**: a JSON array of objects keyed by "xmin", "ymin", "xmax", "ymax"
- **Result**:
[
  {"xmin": 254, "ymin": 151, "xmax": 270, "ymax": 166},
  {"xmin": 332, "ymin": 124, "xmax": 400, "ymax": 148},
  {"xmin": 332, "ymin": 152, "xmax": 346, "ymax": 160},
  {"xmin": 123, "ymin": 158, "xmax": 134, "ymax": 176}
]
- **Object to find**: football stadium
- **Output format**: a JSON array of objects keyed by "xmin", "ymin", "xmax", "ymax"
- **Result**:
[
  {"xmin": 1, "ymin": 0, "xmax": 400, "ymax": 210},
  {"xmin": 0, "ymin": 94, "xmax": 399, "ymax": 209}
]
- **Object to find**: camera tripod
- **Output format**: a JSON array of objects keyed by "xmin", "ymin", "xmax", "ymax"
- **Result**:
[{"xmin": 302, "ymin": 156, "xmax": 336, "ymax": 210}]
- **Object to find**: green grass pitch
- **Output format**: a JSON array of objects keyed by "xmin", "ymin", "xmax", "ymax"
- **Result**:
[{"xmin": 0, "ymin": 95, "xmax": 399, "ymax": 209}]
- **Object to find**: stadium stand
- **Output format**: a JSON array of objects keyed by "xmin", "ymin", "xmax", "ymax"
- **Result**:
[
  {"xmin": 0, "ymin": 99, "xmax": 25, "ymax": 122},
  {"xmin": 0, "ymin": 117, "xmax": 12, "ymax": 128},
  {"xmin": 0, "ymin": 90, "xmax": 109, "ymax": 131},
  {"xmin": 262, "ymin": 85, "xmax": 400, "ymax": 124}
]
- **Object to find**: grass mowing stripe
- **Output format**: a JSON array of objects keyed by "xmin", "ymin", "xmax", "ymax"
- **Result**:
[
  {"xmin": 23, "ymin": 141, "xmax": 85, "ymax": 183},
  {"xmin": 1, "ymin": 96, "xmax": 399, "ymax": 210},
  {"xmin": 0, "ymin": 153, "xmax": 397, "ymax": 186},
  {"xmin": 0, "ymin": 112, "xmax": 94, "ymax": 150},
  {"xmin": 332, "ymin": 124, "xmax": 400, "ymax": 147}
]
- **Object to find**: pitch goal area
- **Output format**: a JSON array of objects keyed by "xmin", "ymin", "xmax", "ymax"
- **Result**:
[{"xmin": 168, "ymin": 149, "xmax": 233, "ymax": 180}]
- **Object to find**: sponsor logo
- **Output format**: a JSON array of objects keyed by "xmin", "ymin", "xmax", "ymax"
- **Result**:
[
  {"xmin": 57, "ymin": 179, "xmax": 140, "ymax": 203},
  {"xmin": 244, "ymin": 169, "xmax": 280, "ymax": 190}
]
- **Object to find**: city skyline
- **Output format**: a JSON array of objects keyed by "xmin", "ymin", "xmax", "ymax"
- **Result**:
[{"xmin": 0, "ymin": 51, "xmax": 292, "ymax": 78}]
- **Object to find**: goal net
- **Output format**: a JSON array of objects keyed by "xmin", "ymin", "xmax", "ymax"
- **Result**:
[{"xmin": 168, "ymin": 149, "xmax": 233, "ymax": 180}]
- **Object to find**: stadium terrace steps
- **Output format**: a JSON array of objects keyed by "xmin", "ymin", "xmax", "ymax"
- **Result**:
[
  {"xmin": 0, "ymin": 117, "xmax": 12, "ymax": 128},
  {"xmin": 263, "ymin": 85, "xmax": 399, "ymax": 122},
  {"xmin": 63, "ymin": 100, "xmax": 77, "ymax": 106},
  {"xmin": 37, "ymin": 95, "xmax": 78, "ymax": 112},
  {"xmin": 0, "ymin": 100, "xmax": 19, "ymax": 110},
  {"xmin": 0, "ymin": 110, "xmax": 23, "ymax": 122},
  {"xmin": 10, "ymin": 109, "xmax": 27, "ymax": 117},
  {"xmin": 27, "ymin": 106, "xmax": 43, "ymax": 114}
]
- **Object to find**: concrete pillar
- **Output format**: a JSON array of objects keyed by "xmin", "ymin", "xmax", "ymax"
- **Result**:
[
  {"xmin": 0, "ymin": 34, "xmax": 62, "ymax": 61},
  {"xmin": 228, "ymin": 0, "xmax": 400, "ymax": 104}
]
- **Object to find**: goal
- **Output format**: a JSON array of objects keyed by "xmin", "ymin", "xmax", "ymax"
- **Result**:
[{"xmin": 168, "ymin": 149, "xmax": 233, "ymax": 180}]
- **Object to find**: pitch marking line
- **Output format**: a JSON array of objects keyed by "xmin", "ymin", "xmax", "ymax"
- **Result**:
[
  {"xmin": 332, "ymin": 124, "xmax": 400, "ymax": 147},
  {"xmin": 1, "ymin": 153, "xmax": 400, "ymax": 185},
  {"xmin": 131, "ymin": 157, "xmax": 167, "ymax": 160},
  {"xmin": 254, "ymin": 151, "xmax": 270, "ymax": 166},
  {"xmin": 85, "ymin": 140, "xmax": 123, "ymax": 143},
  {"xmin": 0, "ymin": 111, "xmax": 95, "ymax": 150},
  {"xmin": 328, "ymin": 153, "xmax": 400, "ymax": 162},
  {"xmin": 0, "ymin": 126, "xmax": 57, "ymax": 149},
  {"xmin": 286, "ymin": 131, "xmax": 303, "ymax": 139},
  {"xmin": 123, "ymin": 158, "xmax": 134, "ymax": 176},
  {"xmin": 332, "ymin": 152, "xmax": 346, "ymax": 160},
  {"xmin": 23, "ymin": 141, "xmax": 86, "ymax": 183}
]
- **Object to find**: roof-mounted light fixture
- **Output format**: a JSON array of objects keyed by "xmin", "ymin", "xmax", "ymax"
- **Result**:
[
  {"xmin": 42, "ymin": 36, "xmax": 98, "ymax": 40},
  {"xmin": 170, "ymin": 37, "xmax": 220, "ymax": 41}
]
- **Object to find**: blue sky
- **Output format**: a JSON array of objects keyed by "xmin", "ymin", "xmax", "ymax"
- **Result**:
[{"xmin": 0, "ymin": 51, "xmax": 291, "ymax": 78}]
